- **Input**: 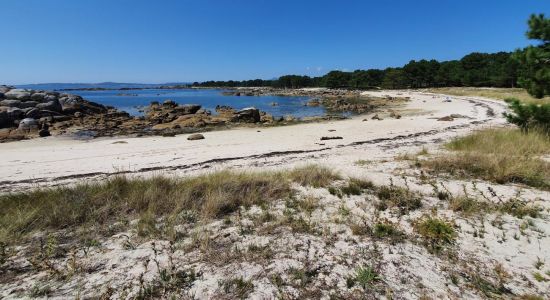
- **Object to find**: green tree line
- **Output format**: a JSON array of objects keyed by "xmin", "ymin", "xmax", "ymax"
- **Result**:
[{"xmin": 193, "ymin": 51, "xmax": 520, "ymax": 90}]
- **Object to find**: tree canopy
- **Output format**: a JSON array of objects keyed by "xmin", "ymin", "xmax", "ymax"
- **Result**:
[{"xmin": 193, "ymin": 51, "xmax": 520, "ymax": 90}]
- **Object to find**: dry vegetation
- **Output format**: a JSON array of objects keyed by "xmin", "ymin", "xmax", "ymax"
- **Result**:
[
  {"xmin": 426, "ymin": 87, "xmax": 550, "ymax": 105},
  {"xmin": 0, "ymin": 165, "xmax": 340, "ymax": 245},
  {"xmin": 422, "ymin": 128, "xmax": 550, "ymax": 189}
]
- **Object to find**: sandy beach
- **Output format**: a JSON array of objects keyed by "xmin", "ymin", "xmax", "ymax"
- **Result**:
[{"xmin": 0, "ymin": 90, "xmax": 508, "ymax": 192}]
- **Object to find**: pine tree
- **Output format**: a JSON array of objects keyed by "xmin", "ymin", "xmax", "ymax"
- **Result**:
[{"xmin": 514, "ymin": 14, "xmax": 550, "ymax": 98}]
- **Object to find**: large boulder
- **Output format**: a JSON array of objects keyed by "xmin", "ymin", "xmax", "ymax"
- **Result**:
[
  {"xmin": 0, "ymin": 92, "xmax": 4, "ymax": 100},
  {"xmin": 36, "ymin": 99, "xmax": 62, "ymax": 112},
  {"xmin": 5, "ymin": 89, "xmax": 31, "ymax": 101},
  {"xmin": 44, "ymin": 94, "xmax": 59, "ymax": 102},
  {"xmin": 162, "ymin": 100, "xmax": 177, "ymax": 107},
  {"xmin": 18, "ymin": 118, "xmax": 39, "ymax": 131},
  {"xmin": 0, "ymin": 99, "xmax": 39, "ymax": 109},
  {"xmin": 0, "ymin": 100, "xmax": 22, "ymax": 108},
  {"xmin": 30, "ymin": 92, "xmax": 47, "ymax": 102},
  {"xmin": 234, "ymin": 107, "xmax": 260, "ymax": 123},
  {"xmin": 25, "ymin": 108, "xmax": 41, "ymax": 119},
  {"xmin": 6, "ymin": 107, "xmax": 24, "ymax": 120},
  {"xmin": 176, "ymin": 104, "xmax": 201, "ymax": 115},
  {"xmin": 59, "ymin": 94, "xmax": 106, "ymax": 114}
]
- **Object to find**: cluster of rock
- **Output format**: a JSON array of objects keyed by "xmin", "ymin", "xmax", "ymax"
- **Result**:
[
  {"xmin": 0, "ymin": 85, "xmax": 109, "ymax": 141},
  {"xmin": 145, "ymin": 100, "xmax": 274, "ymax": 131},
  {"xmin": 224, "ymin": 87, "xmax": 409, "ymax": 114}
]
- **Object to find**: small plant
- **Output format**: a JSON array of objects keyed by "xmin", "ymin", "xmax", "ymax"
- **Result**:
[
  {"xmin": 437, "ymin": 191, "xmax": 450, "ymax": 200},
  {"xmin": 352, "ymin": 266, "xmax": 381, "ymax": 289},
  {"xmin": 286, "ymin": 216, "xmax": 314, "ymax": 234},
  {"xmin": 30, "ymin": 283, "xmax": 52, "ymax": 298},
  {"xmin": 298, "ymin": 195, "xmax": 319, "ymax": 214},
  {"xmin": 376, "ymin": 184, "xmax": 422, "ymax": 215},
  {"xmin": 415, "ymin": 217, "xmax": 456, "ymax": 252},
  {"xmin": 373, "ymin": 221, "xmax": 404, "ymax": 242},
  {"xmin": 355, "ymin": 159, "xmax": 371, "ymax": 166},
  {"xmin": 417, "ymin": 147, "xmax": 429, "ymax": 155},
  {"xmin": 328, "ymin": 186, "xmax": 343, "ymax": 198},
  {"xmin": 534, "ymin": 257, "xmax": 545, "ymax": 270},
  {"xmin": 290, "ymin": 267, "xmax": 320, "ymax": 287},
  {"xmin": 533, "ymin": 272, "xmax": 548, "ymax": 282},
  {"xmin": 221, "ymin": 277, "xmax": 254, "ymax": 298},
  {"xmin": 449, "ymin": 195, "xmax": 486, "ymax": 216},
  {"xmin": 499, "ymin": 198, "xmax": 541, "ymax": 218},
  {"xmin": 341, "ymin": 178, "xmax": 374, "ymax": 196},
  {"xmin": 350, "ymin": 221, "xmax": 370, "ymax": 236},
  {"xmin": 339, "ymin": 204, "xmax": 351, "ymax": 217}
]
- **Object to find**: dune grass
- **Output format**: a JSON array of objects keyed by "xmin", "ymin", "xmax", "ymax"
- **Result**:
[
  {"xmin": 423, "ymin": 128, "xmax": 550, "ymax": 189},
  {"xmin": 426, "ymin": 87, "xmax": 550, "ymax": 105},
  {"xmin": 0, "ymin": 165, "xmax": 339, "ymax": 244},
  {"xmin": 287, "ymin": 164, "xmax": 341, "ymax": 188}
]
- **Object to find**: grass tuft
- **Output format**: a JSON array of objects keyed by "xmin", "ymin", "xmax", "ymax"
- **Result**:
[
  {"xmin": 423, "ymin": 129, "xmax": 550, "ymax": 189},
  {"xmin": 351, "ymin": 266, "xmax": 382, "ymax": 289},
  {"xmin": 287, "ymin": 165, "xmax": 341, "ymax": 188}
]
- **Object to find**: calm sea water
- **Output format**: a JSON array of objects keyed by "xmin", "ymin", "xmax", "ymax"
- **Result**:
[{"xmin": 68, "ymin": 88, "xmax": 328, "ymax": 118}]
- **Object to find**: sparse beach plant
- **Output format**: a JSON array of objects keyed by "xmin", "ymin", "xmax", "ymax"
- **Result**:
[
  {"xmin": 375, "ymin": 183, "xmax": 422, "ymax": 215},
  {"xmin": 373, "ymin": 221, "xmax": 405, "ymax": 242},
  {"xmin": 415, "ymin": 217, "xmax": 456, "ymax": 252},
  {"xmin": 341, "ymin": 178, "xmax": 375, "ymax": 196},
  {"xmin": 353, "ymin": 266, "xmax": 382, "ymax": 289}
]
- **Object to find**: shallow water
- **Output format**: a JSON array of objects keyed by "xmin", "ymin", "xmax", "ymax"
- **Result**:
[{"xmin": 69, "ymin": 88, "xmax": 329, "ymax": 118}]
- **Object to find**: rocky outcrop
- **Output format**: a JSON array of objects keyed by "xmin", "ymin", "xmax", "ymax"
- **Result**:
[
  {"xmin": 0, "ymin": 85, "xmax": 110, "ymax": 141},
  {"xmin": 146, "ymin": 101, "xmax": 202, "ymax": 124}
]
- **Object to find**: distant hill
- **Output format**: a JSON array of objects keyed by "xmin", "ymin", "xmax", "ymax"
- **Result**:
[{"xmin": 16, "ymin": 82, "xmax": 192, "ymax": 90}]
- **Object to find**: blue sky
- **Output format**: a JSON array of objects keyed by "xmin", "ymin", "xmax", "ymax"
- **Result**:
[{"xmin": 1, "ymin": 0, "xmax": 548, "ymax": 84}]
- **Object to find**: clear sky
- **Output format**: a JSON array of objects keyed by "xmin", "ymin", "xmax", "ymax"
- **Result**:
[{"xmin": 1, "ymin": 0, "xmax": 548, "ymax": 84}]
